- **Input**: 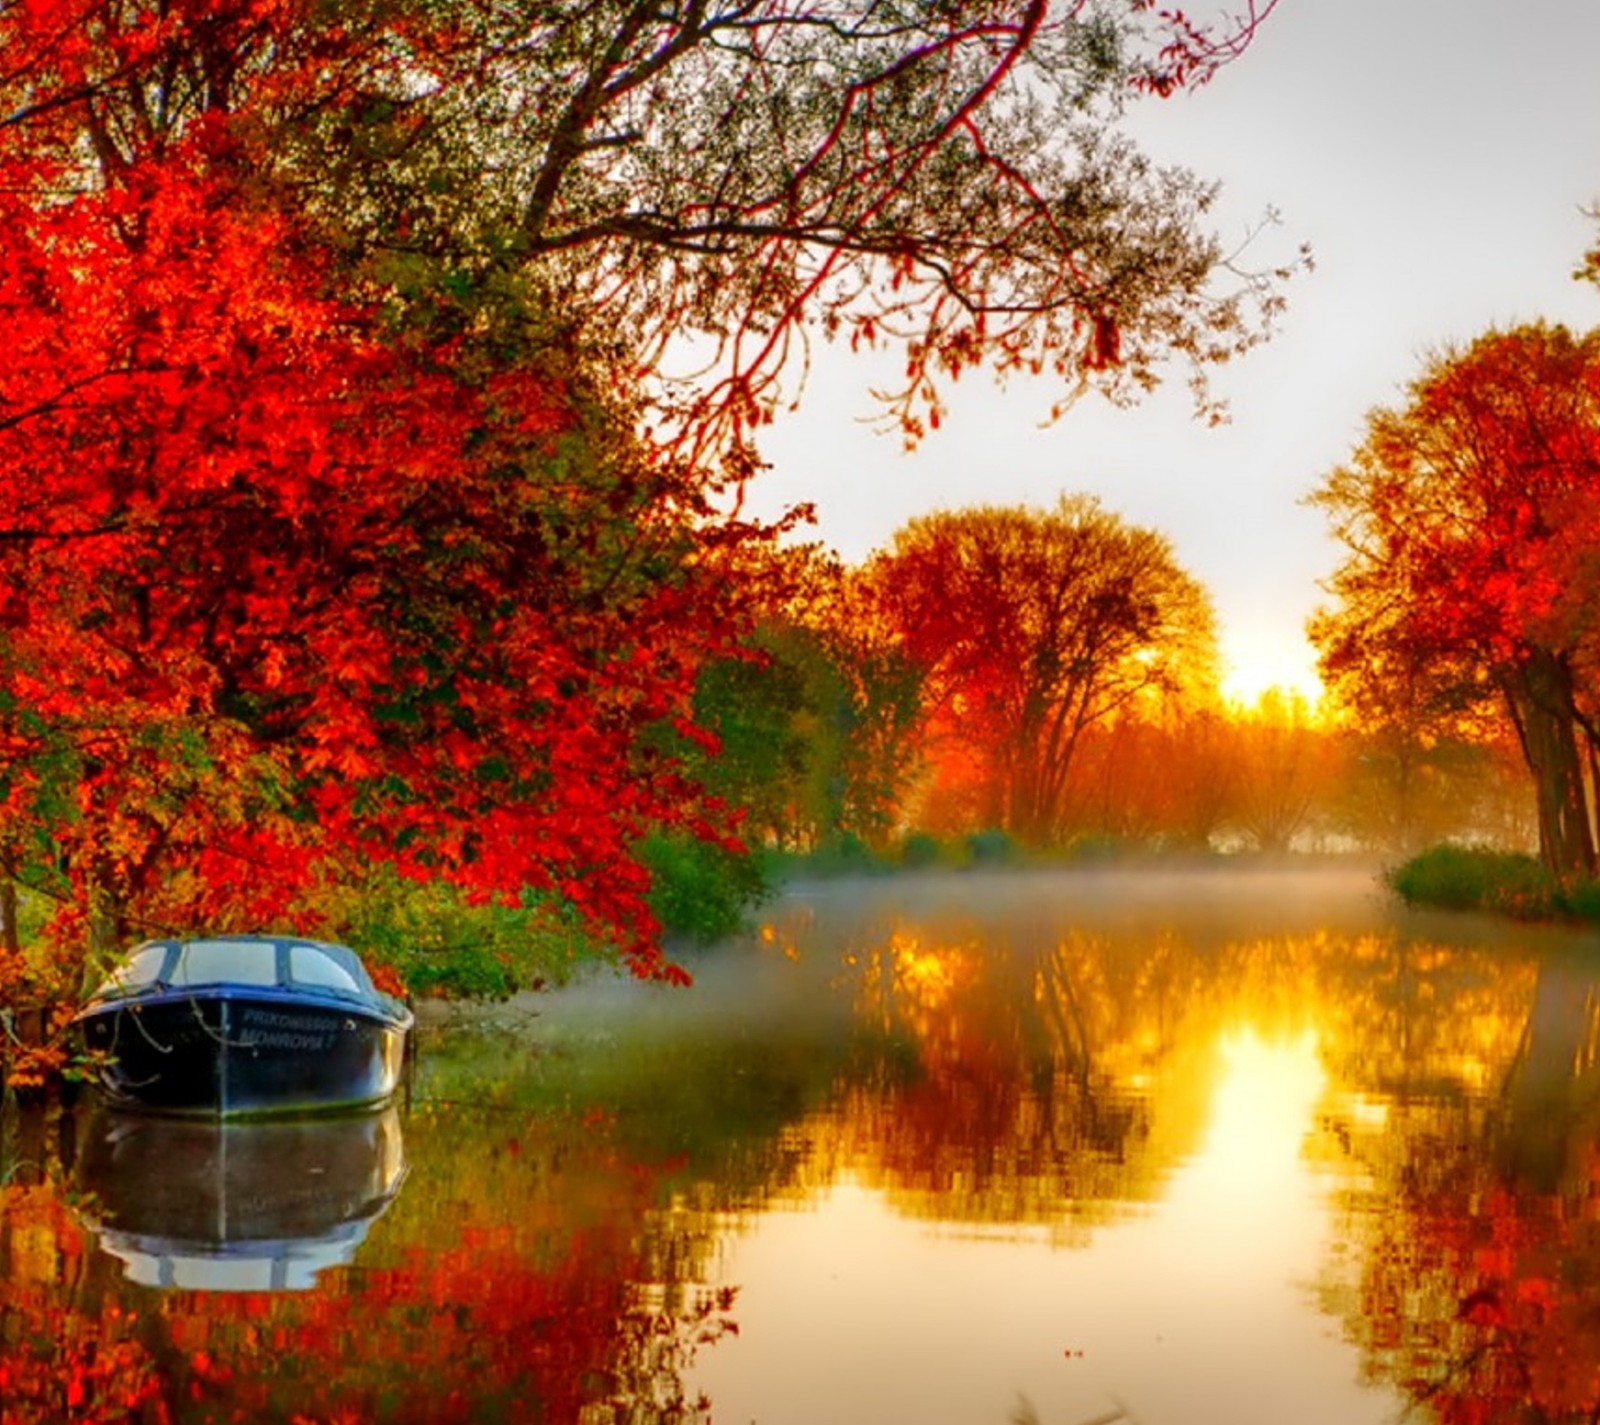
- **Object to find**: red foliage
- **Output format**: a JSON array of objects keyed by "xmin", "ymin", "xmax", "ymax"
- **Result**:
[
  {"xmin": 0, "ymin": 1187, "xmax": 170, "ymax": 1423},
  {"xmin": 1312, "ymin": 323, "xmax": 1600, "ymax": 878},
  {"xmin": 0, "ymin": 0, "xmax": 751, "ymax": 976}
]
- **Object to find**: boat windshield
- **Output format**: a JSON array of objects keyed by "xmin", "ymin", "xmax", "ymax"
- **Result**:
[
  {"xmin": 288, "ymin": 944, "xmax": 364, "ymax": 994},
  {"xmin": 90, "ymin": 937, "xmax": 378, "ymax": 1001},
  {"xmin": 98, "ymin": 943, "xmax": 170, "ymax": 996},
  {"xmin": 170, "ymin": 940, "xmax": 280, "ymax": 988}
]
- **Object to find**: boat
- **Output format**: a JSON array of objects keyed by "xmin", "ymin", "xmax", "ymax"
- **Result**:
[
  {"xmin": 74, "ymin": 1104, "xmax": 408, "ymax": 1291},
  {"xmin": 74, "ymin": 935, "xmax": 413, "ymax": 1118}
]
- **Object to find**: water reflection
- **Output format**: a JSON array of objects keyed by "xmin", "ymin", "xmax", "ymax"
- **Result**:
[
  {"xmin": 1320, "ymin": 944, "xmax": 1600, "ymax": 1423},
  {"xmin": 680, "ymin": 872, "xmax": 1600, "ymax": 1424},
  {"xmin": 73, "ymin": 1106, "xmax": 408, "ymax": 1291},
  {"xmin": 5, "ymin": 868, "xmax": 1600, "ymax": 1422}
]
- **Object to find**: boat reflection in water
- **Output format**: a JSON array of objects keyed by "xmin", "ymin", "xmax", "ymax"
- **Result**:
[{"xmin": 74, "ymin": 1104, "xmax": 407, "ymax": 1292}]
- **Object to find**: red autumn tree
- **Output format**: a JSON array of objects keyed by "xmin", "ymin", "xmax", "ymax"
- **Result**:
[
  {"xmin": 0, "ymin": 7, "xmax": 742, "ymax": 980},
  {"xmin": 1309, "ymin": 324, "xmax": 1600, "ymax": 880},
  {"xmin": 863, "ymin": 497, "xmax": 1217, "ymax": 843}
]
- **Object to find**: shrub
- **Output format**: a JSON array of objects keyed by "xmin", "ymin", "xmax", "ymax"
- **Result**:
[
  {"xmin": 1560, "ymin": 877, "xmax": 1600, "ymax": 923},
  {"xmin": 805, "ymin": 833, "xmax": 887, "ymax": 876},
  {"xmin": 1386, "ymin": 844, "xmax": 1560, "ymax": 919},
  {"xmin": 1068, "ymin": 835, "xmax": 1137, "ymax": 862},
  {"xmin": 327, "ymin": 870, "xmax": 607, "ymax": 999},
  {"xmin": 897, "ymin": 832, "xmax": 946, "ymax": 868}
]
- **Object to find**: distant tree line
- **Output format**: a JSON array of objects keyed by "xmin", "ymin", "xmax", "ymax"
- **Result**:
[{"xmin": 677, "ymin": 501, "xmax": 1535, "ymax": 871}]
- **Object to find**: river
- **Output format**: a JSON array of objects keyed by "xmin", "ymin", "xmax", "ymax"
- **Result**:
[{"xmin": 4, "ymin": 863, "xmax": 1599, "ymax": 1423}]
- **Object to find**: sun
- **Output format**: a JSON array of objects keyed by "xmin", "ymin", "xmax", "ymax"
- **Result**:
[{"xmin": 1219, "ymin": 639, "xmax": 1325, "ymax": 712}]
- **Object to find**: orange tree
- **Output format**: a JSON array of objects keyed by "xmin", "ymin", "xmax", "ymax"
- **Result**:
[
  {"xmin": 1309, "ymin": 324, "xmax": 1600, "ymax": 881},
  {"xmin": 862, "ymin": 496, "xmax": 1217, "ymax": 844}
]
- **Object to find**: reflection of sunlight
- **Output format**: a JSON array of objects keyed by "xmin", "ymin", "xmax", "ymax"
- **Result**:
[
  {"xmin": 1203, "ymin": 1027, "xmax": 1326, "ymax": 1184},
  {"xmin": 1345, "ymin": 1094, "xmax": 1389, "ymax": 1130},
  {"xmin": 892, "ymin": 932, "xmax": 970, "ymax": 1005},
  {"xmin": 692, "ymin": 1024, "xmax": 1397, "ymax": 1425},
  {"xmin": 680, "ymin": 891, "xmax": 1561, "ymax": 1425}
]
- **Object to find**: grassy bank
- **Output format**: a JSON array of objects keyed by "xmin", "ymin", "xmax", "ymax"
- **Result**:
[{"xmin": 1386, "ymin": 844, "xmax": 1600, "ymax": 924}]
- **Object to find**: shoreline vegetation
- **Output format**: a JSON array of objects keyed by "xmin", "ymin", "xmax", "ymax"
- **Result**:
[
  {"xmin": 8, "ymin": 839, "xmax": 1586, "ymax": 1007},
  {"xmin": 1384, "ymin": 843, "xmax": 1600, "ymax": 927},
  {"xmin": 416, "ymin": 841, "xmax": 1600, "ymax": 1036}
]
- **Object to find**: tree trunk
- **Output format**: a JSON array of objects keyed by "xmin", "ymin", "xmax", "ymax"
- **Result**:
[
  {"xmin": 0, "ymin": 877, "xmax": 17, "ymax": 960},
  {"xmin": 1587, "ymin": 734, "xmax": 1600, "ymax": 859},
  {"xmin": 1393, "ymin": 736, "xmax": 1416, "ymax": 856},
  {"xmin": 81, "ymin": 856, "xmax": 127, "ymax": 995},
  {"xmin": 1514, "ymin": 650, "xmax": 1597, "ymax": 881}
]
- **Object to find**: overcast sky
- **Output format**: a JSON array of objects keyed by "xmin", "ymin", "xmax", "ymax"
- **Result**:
[{"xmin": 738, "ymin": 0, "xmax": 1600, "ymax": 702}]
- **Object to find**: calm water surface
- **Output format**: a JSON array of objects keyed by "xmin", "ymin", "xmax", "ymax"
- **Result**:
[{"xmin": 5, "ymin": 865, "xmax": 1600, "ymax": 1424}]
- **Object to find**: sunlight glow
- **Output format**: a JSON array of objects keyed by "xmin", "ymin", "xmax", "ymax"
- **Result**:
[
  {"xmin": 1220, "ymin": 661, "xmax": 1324, "ymax": 712},
  {"xmin": 891, "ymin": 933, "xmax": 971, "ymax": 1005},
  {"xmin": 1202, "ymin": 1027, "xmax": 1327, "ymax": 1182}
]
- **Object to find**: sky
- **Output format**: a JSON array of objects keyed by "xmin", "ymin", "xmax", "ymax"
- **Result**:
[{"xmin": 738, "ymin": 0, "xmax": 1600, "ymax": 704}]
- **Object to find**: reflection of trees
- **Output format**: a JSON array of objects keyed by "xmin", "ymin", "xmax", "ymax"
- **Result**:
[
  {"xmin": 0, "ymin": 1104, "xmax": 168, "ymax": 1423},
  {"xmin": 2, "ymin": 1098, "xmax": 733, "ymax": 1424},
  {"xmin": 1311, "ymin": 933, "xmax": 1538, "ymax": 1108},
  {"xmin": 1495, "ymin": 954, "xmax": 1600, "ymax": 1192},
  {"xmin": 735, "ymin": 878, "xmax": 1402, "ymax": 1239},
  {"xmin": 818, "ymin": 914, "xmax": 1259, "ymax": 1235},
  {"xmin": 793, "ymin": 898, "xmax": 1600, "ymax": 1423},
  {"xmin": 1317, "ymin": 948, "xmax": 1600, "ymax": 1423}
]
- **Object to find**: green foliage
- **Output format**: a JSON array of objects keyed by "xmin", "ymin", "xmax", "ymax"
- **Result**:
[
  {"xmin": 1386, "ymin": 844, "xmax": 1563, "ymax": 920},
  {"xmin": 327, "ymin": 869, "xmax": 609, "ymax": 1000},
  {"xmin": 678, "ymin": 640, "xmax": 814, "ymax": 845},
  {"xmin": 8, "ymin": 884, "xmax": 52, "ymax": 948},
  {"xmin": 1065, "ymin": 834, "xmax": 1139, "ymax": 862},
  {"xmin": 1565, "ymin": 878, "xmax": 1600, "ymax": 922},
  {"xmin": 764, "ymin": 832, "xmax": 896, "ymax": 881},
  {"xmin": 639, "ymin": 833, "xmax": 770, "ymax": 944},
  {"xmin": 806, "ymin": 833, "xmax": 879, "ymax": 875},
  {"xmin": 896, "ymin": 832, "xmax": 948, "ymax": 868},
  {"xmin": 676, "ymin": 614, "xmax": 923, "ymax": 856}
]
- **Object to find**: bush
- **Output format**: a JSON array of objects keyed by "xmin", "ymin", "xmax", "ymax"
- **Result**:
[
  {"xmin": 327, "ymin": 870, "xmax": 608, "ymax": 999},
  {"xmin": 1067, "ymin": 834, "xmax": 1138, "ymax": 862},
  {"xmin": 1386, "ymin": 844, "xmax": 1560, "ymax": 919},
  {"xmin": 767, "ymin": 833, "xmax": 892, "ymax": 880},
  {"xmin": 897, "ymin": 831, "xmax": 947, "ymax": 868},
  {"xmin": 1559, "ymin": 877, "xmax": 1600, "ymax": 923}
]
